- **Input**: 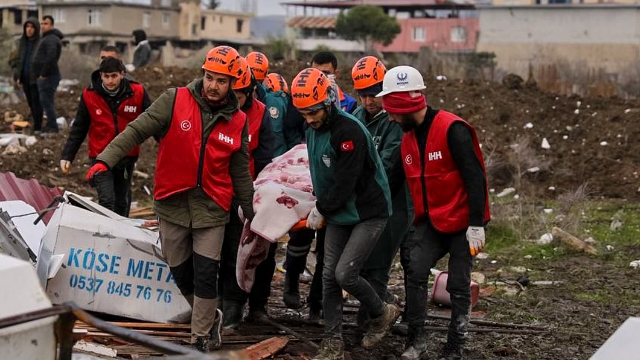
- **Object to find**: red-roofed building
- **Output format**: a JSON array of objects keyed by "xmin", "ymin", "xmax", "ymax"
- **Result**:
[{"xmin": 283, "ymin": 0, "xmax": 479, "ymax": 53}]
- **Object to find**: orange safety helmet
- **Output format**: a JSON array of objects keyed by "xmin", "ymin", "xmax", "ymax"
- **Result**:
[
  {"xmin": 233, "ymin": 57, "xmax": 252, "ymax": 90},
  {"xmin": 202, "ymin": 46, "xmax": 244, "ymax": 79},
  {"xmin": 351, "ymin": 56, "xmax": 386, "ymax": 90},
  {"xmin": 290, "ymin": 68, "xmax": 331, "ymax": 110},
  {"xmin": 246, "ymin": 52, "xmax": 269, "ymax": 81},
  {"xmin": 264, "ymin": 73, "xmax": 289, "ymax": 93}
]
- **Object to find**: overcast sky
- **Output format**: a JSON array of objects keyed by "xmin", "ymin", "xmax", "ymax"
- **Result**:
[{"xmin": 217, "ymin": 0, "xmax": 288, "ymax": 16}]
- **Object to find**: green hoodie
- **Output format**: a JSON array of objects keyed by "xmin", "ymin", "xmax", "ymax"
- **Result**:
[{"xmin": 97, "ymin": 78, "xmax": 254, "ymax": 228}]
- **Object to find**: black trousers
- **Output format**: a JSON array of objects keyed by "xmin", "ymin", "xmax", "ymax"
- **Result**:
[
  {"xmin": 220, "ymin": 207, "xmax": 278, "ymax": 310},
  {"xmin": 90, "ymin": 157, "xmax": 136, "ymax": 217}
]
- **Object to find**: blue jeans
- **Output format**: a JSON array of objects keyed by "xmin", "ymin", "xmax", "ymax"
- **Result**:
[
  {"xmin": 37, "ymin": 73, "xmax": 61, "ymax": 131},
  {"xmin": 322, "ymin": 217, "xmax": 387, "ymax": 338}
]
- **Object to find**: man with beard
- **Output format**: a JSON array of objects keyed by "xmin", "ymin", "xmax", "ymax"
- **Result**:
[
  {"xmin": 60, "ymin": 57, "xmax": 151, "ymax": 216},
  {"xmin": 291, "ymin": 67, "xmax": 399, "ymax": 360},
  {"xmin": 87, "ymin": 46, "xmax": 255, "ymax": 353},
  {"xmin": 377, "ymin": 65, "xmax": 490, "ymax": 360},
  {"xmin": 350, "ymin": 56, "xmax": 413, "ymax": 337}
]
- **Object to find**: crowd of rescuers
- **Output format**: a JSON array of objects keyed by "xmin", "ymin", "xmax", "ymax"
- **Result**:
[{"xmin": 62, "ymin": 44, "xmax": 489, "ymax": 360}]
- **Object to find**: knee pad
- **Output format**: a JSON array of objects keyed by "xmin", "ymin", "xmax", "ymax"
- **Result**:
[
  {"xmin": 170, "ymin": 255, "xmax": 194, "ymax": 296},
  {"xmin": 193, "ymin": 252, "xmax": 219, "ymax": 299}
]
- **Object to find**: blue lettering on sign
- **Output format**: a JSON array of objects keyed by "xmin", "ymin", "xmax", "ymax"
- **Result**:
[
  {"xmin": 127, "ymin": 259, "xmax": 145, "ymax": 278},
  {"xmin": 144, "ymin": 261, "xmax": 155, "ymax": 280}
]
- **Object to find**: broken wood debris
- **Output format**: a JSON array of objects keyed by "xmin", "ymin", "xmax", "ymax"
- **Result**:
[{"xmin": 552, "ymin": 227, "xmax": 598, "ymax": 255}]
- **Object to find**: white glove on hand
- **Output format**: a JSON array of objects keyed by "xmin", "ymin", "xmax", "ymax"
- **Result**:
[
  {"xmin": 60, "ymin": 160, "xmax": 71, "ymax": 174},
  {"xmin": 237, "ymin": 206, "xmax": 245, "ymax": 222},
  {"xmin": 466, "ymin": 226, "xmax": 485, "ymax": 256},
  {"xmin": 306, "ymin": 207, "xmax": 325, "ymax": 230}
]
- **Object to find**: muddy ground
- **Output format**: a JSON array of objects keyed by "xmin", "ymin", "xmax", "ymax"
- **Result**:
[{"xmin": 1, "ymin": 62, "xmax": 639, "ymax": 359}]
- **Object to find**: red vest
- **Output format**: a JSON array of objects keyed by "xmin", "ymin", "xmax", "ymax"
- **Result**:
[
  {"xmin": 154, "ymin": 87, "xmax": 247, "ymax": 211},
  {"xmin": 83, "ymin": 83, "xmax": 145, "ymax": 158},
  {"xmin": 401, "ymin": 110, "xmax": 490, "ymax": 233},
  {"xmin": 243, "ymin": 99, "xmax": 265, "ymax": 179}
]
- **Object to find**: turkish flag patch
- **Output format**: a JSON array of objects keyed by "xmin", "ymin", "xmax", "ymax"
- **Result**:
[{"xmin": 340, "ymin": 140, "xmax": 355, "ymax": 151}]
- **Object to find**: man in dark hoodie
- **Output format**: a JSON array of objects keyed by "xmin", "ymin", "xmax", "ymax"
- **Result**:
[
  {"xmin": 131, "ymin": 29, "xmax": 151, "ymax": 70},
  {"xmin": 60, "ymin": 57, "xmax": 151, "ymax": 216},
  {"xmin": 12, "ymin": 18, "xmax": 42, "ymax": 132},
  {"xmin": 33, "ymin": 15, "xmax": 63, "ymax": 133}
]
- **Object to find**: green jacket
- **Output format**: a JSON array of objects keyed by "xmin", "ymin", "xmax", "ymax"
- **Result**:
[
  {"xmin": 306, "ymin": 108, "xmax": 391, "ymax": 225},
  {"xmin": 352, "ymin": 106, "xmax": 414, "ymax": 269},
  {"xmin": 97, "ymin": 79, "xmax": 254, "ymax": 228}
]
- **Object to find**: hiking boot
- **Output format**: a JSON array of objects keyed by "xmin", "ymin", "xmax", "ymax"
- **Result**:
[
  {"xmin": 439, "ymin": 342, "xmax": 463, "ymax": 360},
  {"xmin": 312, "ymin": 338, "xmax": 345, "ymax": 360},
  {"xmin": 361, "ymin": 303, "xmax": 401, "ymax": 348},
  {"xmin": 194, "ymin": 309, "xmax": 223, "ymax": 352},
  {"xmin": 283, "ymin": 271, "xmax": 302, "ymax": 309},
  {"xmin": 222, "ymin": 301, "xmax": 243, "ymax": 330}
]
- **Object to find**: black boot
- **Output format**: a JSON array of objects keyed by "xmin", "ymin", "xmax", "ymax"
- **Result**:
[
  {"xmin": 283, "ymin": 271, "xmax": 301, "ymax": 309},
  {"xmin": 401, "ymin": 329, "xmax": 427, "ymax": 360},
  {"xmin": 439, "ymin": 342, "xmax": 463, "ymax": 360},
  {"xmin": 222, "ymin": 301, "xmax": 243, "ymax": 330}
]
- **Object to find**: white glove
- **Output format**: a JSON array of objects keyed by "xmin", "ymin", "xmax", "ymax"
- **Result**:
[
  {"xmin": 60, "ymin": 160, "xmax": 71, "ymax": 174},
  {"xmin": 125, "ymin": 63, "xmax": 136, "ymax": 72},
  {"xmin": 466, "ymin": 226, "xmax": 485, "ymax": 256},
  {"xmin": 237, "ymin": 206, "xmax": 245, "ymax": 222},
  {"xmin": 306, "ymin": 207, "xmax": 325, "ymax": 230}
]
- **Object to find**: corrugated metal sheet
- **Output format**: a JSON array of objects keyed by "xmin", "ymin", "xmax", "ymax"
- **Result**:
[
  {"xmin": 287, "ymin": 16, "xmax": 337, "ymax": 29},
  {"xmin": 0, "ymin": 172, "xmax": 63, "ymax": 225}
]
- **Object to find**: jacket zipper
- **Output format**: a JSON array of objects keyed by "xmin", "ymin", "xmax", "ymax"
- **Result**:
[
  {"xmin": 196, "ymin": 113, "xmax": 212, "ymax": 187},
  {"xmin": 110, "ymin": 91, "xmax": 132, "ymax": 137}
]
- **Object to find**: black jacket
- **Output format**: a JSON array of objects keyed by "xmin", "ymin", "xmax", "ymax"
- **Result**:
[
  {"xmin": 12, "ymin": 17, "xmax": 40, "ymax": 84},
  {"xmin": 61, "ymin": 70, "xmax": 152, "ymax": 162},
  {"xmin": 33, "ymin": 28, "xmax": 63, "ymax": 78}
]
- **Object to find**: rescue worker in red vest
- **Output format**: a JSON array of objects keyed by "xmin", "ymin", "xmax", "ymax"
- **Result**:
[
  {"xmin": 377, "ymin": 66, "xmax": 490, "ymax": 360},
  {"xmin": 292, "ymin": 68, "xmax": 399, "ymax": 360},
  {"xmin": 60, "ymin": 57, "xmax": 151, "ymax": 216},
  {"xmin": 219, "ymin": 56, "xmax": 276, "ymax": 330},
  {"xmin": 85, "ymin": 46, "xmax": 255, "ymax": 353}
]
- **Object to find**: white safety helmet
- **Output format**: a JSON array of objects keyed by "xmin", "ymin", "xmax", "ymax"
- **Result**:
[{"xmin": 376, "ymin": 65, "xmax": 426, "ymax": 97}]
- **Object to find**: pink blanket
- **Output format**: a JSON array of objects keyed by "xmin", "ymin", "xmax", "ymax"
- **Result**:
[{"xmin": 236, "ymin": 144, "xmax": 316, "ymax": 292}]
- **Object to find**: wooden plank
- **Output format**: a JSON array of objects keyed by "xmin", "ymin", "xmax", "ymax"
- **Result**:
[{"xmin": 240, "ymin": 336, "xmax": 289, "ymax": 360}]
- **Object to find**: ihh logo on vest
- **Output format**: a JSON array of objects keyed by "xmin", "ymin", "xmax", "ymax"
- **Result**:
[
  {"xmin": 429, "ymin": 151, "xmax": 443, "ymax": 161},
  {"xmin": 322, "ymin": 154, "xmax": 331, "ymax": 167},
  {"xmin": 180, "ymin": 120, "xmax": 191, "ymax": 131},
  {"xmin": 124, "ymin": 105, "xmax": 137, "ymax": 113},
  {"xmin": 219, "ymin": 133, "xmax": 234, "ymax": 145},
  {"xmin": 405, "ymin": 154, "xmax": 413, "ymax": 165}
]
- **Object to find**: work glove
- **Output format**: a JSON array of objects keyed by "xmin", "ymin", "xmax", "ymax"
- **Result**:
[
  {"xmin": 466, "ymin": 226, "xmax": 485, "ymax": 257},
  {"xmin": 86, "ymin": 161, "xmax": 109, "ymax": 183},
  {"xmin": 60, "ymin": 160, "xmax": 71, "ymax": 174},
  {"xmin": 306, "ymin": 206, "xmax": 325, "ymax": 230}
]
